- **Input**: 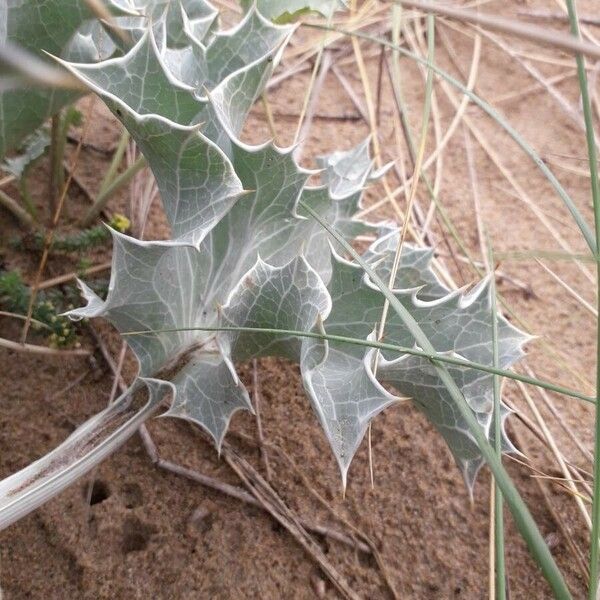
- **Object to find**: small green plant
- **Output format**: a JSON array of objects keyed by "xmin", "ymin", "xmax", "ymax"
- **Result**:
[
  {"xmin": 13, "ymin": 213, "xmax": 130, "ymax": 253},
  {"xmin": 0, "ymin": 270, "xmax": 78, "ymax": 348}
]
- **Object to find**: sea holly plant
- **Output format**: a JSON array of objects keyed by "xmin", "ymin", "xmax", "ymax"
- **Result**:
[{"xmin": 0, "ymin": 3, "xmax": 528, "ymax": 541}]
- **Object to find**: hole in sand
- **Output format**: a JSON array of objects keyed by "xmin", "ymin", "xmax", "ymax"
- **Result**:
[{"xmin": 86, "ymin": 480, "xmax": 110, "ymax": 505}]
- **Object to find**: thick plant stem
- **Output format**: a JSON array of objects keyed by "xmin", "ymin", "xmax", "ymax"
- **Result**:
[
  {"xmin": 81, "ymin": 155, "xmax": 146, "ymax": 226},
  {"xmin": 563, "ymin": 1, "xmax": 600, "ymax": 598}
]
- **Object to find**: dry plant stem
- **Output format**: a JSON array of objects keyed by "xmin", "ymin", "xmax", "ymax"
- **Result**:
[
  {"xmin": 507, "ymin": 48, "xmax": 584, "ymax": 70},
  {"xmin": 413, "ymin": 15, "xmax": 444, "ymax": 201},
  {"xmin": 554, "ymin": 0, "xmax": 600, "ymax": 47},
  {"xmin": 266, "ymin": 109, "xmax": 362, "ymax": 122},
  {"xmin": 348, "ymin": 2, "xmax": 404, "ymax": 224},
  {"xmin": 375, "ymin": 45, "xmax": 385, "ymax": 127},
  {"xmin": 437, "ymin": 31, "xmax": 596, "ymax": 287},
  {"xmin": 0, "ymin": 312, "xmax": 48, "ymax": 329},
  {"xmin": 304, "ymin": 22, "xmax": 595, "ymax": 256},
  {"xmin": 62, "ymin": 159, "xmax": 99, "ymax": 209},
  {"xmin": 376, "ymin": 16, "xmax": 467, "ymax": 288},
  {"xmin": 267, "ymin": 41, "xmax": 375, "ymax": 93},
  {"xmin": 359, "ymin": 39, "xmax": 481, "ymax": 216},
  {"xmin": 518, "ymin": 9, "xmax": 600, "ymax": 27},
  {"xmin": 0, "ymin": 175, "xmax": 15, "ymax": 188},
  {"xmin": 251, "ymin": 358, "xmax": 272, "ymax": 481},
  {"xmin": 247, "ymin": 432, "xmax": 400, "ymax": 599},
  {"xmin": 283, "ymin": 1, "xmax": 385, "ymax": 64},
  {"xmin": 220, "ymin": 441, "xmax": 361, "ymax": 600},
  {"xmin": 156, "ymin": 458, "xmax": 370, "ymax": 554},
  {"xmin": 536, "ymin": 259, "xmax": 597, "ymax": 317},
  {"xmin": 83, "ymin": 0, "xmax": 132, "ymax": 46},
  {"xmin": 444, "ymin": 19, "xmax": 595, "ymax": 573},
  {"xmin": 293, "ymin": 8, "xmax": 335, "ymax": 150},
  {"xmin": 0, "ymin": 42, "xmax": 87, "ymax": 92},
  {"xmin": 389, "ymin": 14, "xmax": 466, "ymax": 286},
  {"xmin": 20, "ymin": 97, "xmax": 95, "ymax": 343},
  {"xmin": 519, "ymin": 381, "xmax": 591, "ymax": 529},
  {"xmin": 392, "ymin": 0, "xmax": 600, "ymax": 60},
  {"xmin": 543, "ymin": 155, "xmax": 594, "ymax": 179},
  {"xmin": 331, "ymin": 66, "xmax": 369, "ymax": 122},
  {"xmin": 37, "ymin": 261, "xmax": 111, "ymax": 291},
  {"xmin": 488, "ymin": 70, "xmax": 574, "ymax": 106},
  {"xmin": 434, "ymin": 251, "xmax": 533, "ymax": 295},
  {"xmin": 293, "ymin": 51, "xmax": 332, "ymax": 162},
  {"xmin": 392, "ymin": 24, "xmax": 592, "ymax": 388},
  {"xmin": 523, "ymin": 361, "xmax": 594, "ymax": 465},
  {"xmin": 260, "ymin": 94, "xmax": 277, "ymax": 142},
  {"xmin": 490, "ymin": 183, "xmax": 581, "ymax": 234},
  {"xmin": 507, "ymin": 453, "xmax": 583, "ymax": 493},
  {"xmin": 66, "ymin": 134, "xmax": 113, "ymax": 155},
  {"xmin": 466, "ymin": 25, "xmax": 597, "ymax": 145},
  {"xmin": 372, "ymin": 12, "xmax": 435, "ymax": 391},
  {"xmin": 0, "ymin": 188, "xmax": 36, "ymax": 228},
  {"xmin": 503, "ymin": 398, "xmax": 591, "ymax": 498},
  {"xmin": 465, "ymin": 125, "xmax": 501, "ymax": 596},
  {"xmin": 48, "ymin": 113, "xmax": 62, "ymax": 215},
  {"xmin": 301, "ymin": 198, "xmax": 572, "ymax": 595},
  {"xmin": 0, "ymin": 336, "xmax": 90, "ymax": 357},
  {"xmin": 349, "ymin": 0, "xmax": 379, "ymax": 488}
]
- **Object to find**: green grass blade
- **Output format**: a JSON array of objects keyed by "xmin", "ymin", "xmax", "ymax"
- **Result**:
[
  {"xmin": 489, "ymin": 244, "xmax": 506, "ymax": 599},
  {"xmin": 121, "ymin": 325, "xmax": 593, "ymax": 404},
  {"xmin": 562, "ymin": 2, "xmax": 600, "ymax": 597}
]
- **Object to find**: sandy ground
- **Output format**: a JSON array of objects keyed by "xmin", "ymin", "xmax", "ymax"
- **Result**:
[{"xmin": 1, "ymin": 1, "xmax": 599, "ymax": 597}]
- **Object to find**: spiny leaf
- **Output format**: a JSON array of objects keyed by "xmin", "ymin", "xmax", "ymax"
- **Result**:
[{"xmin": 61, "ymin": 5, "xmax": 527, "ymax": 489}]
